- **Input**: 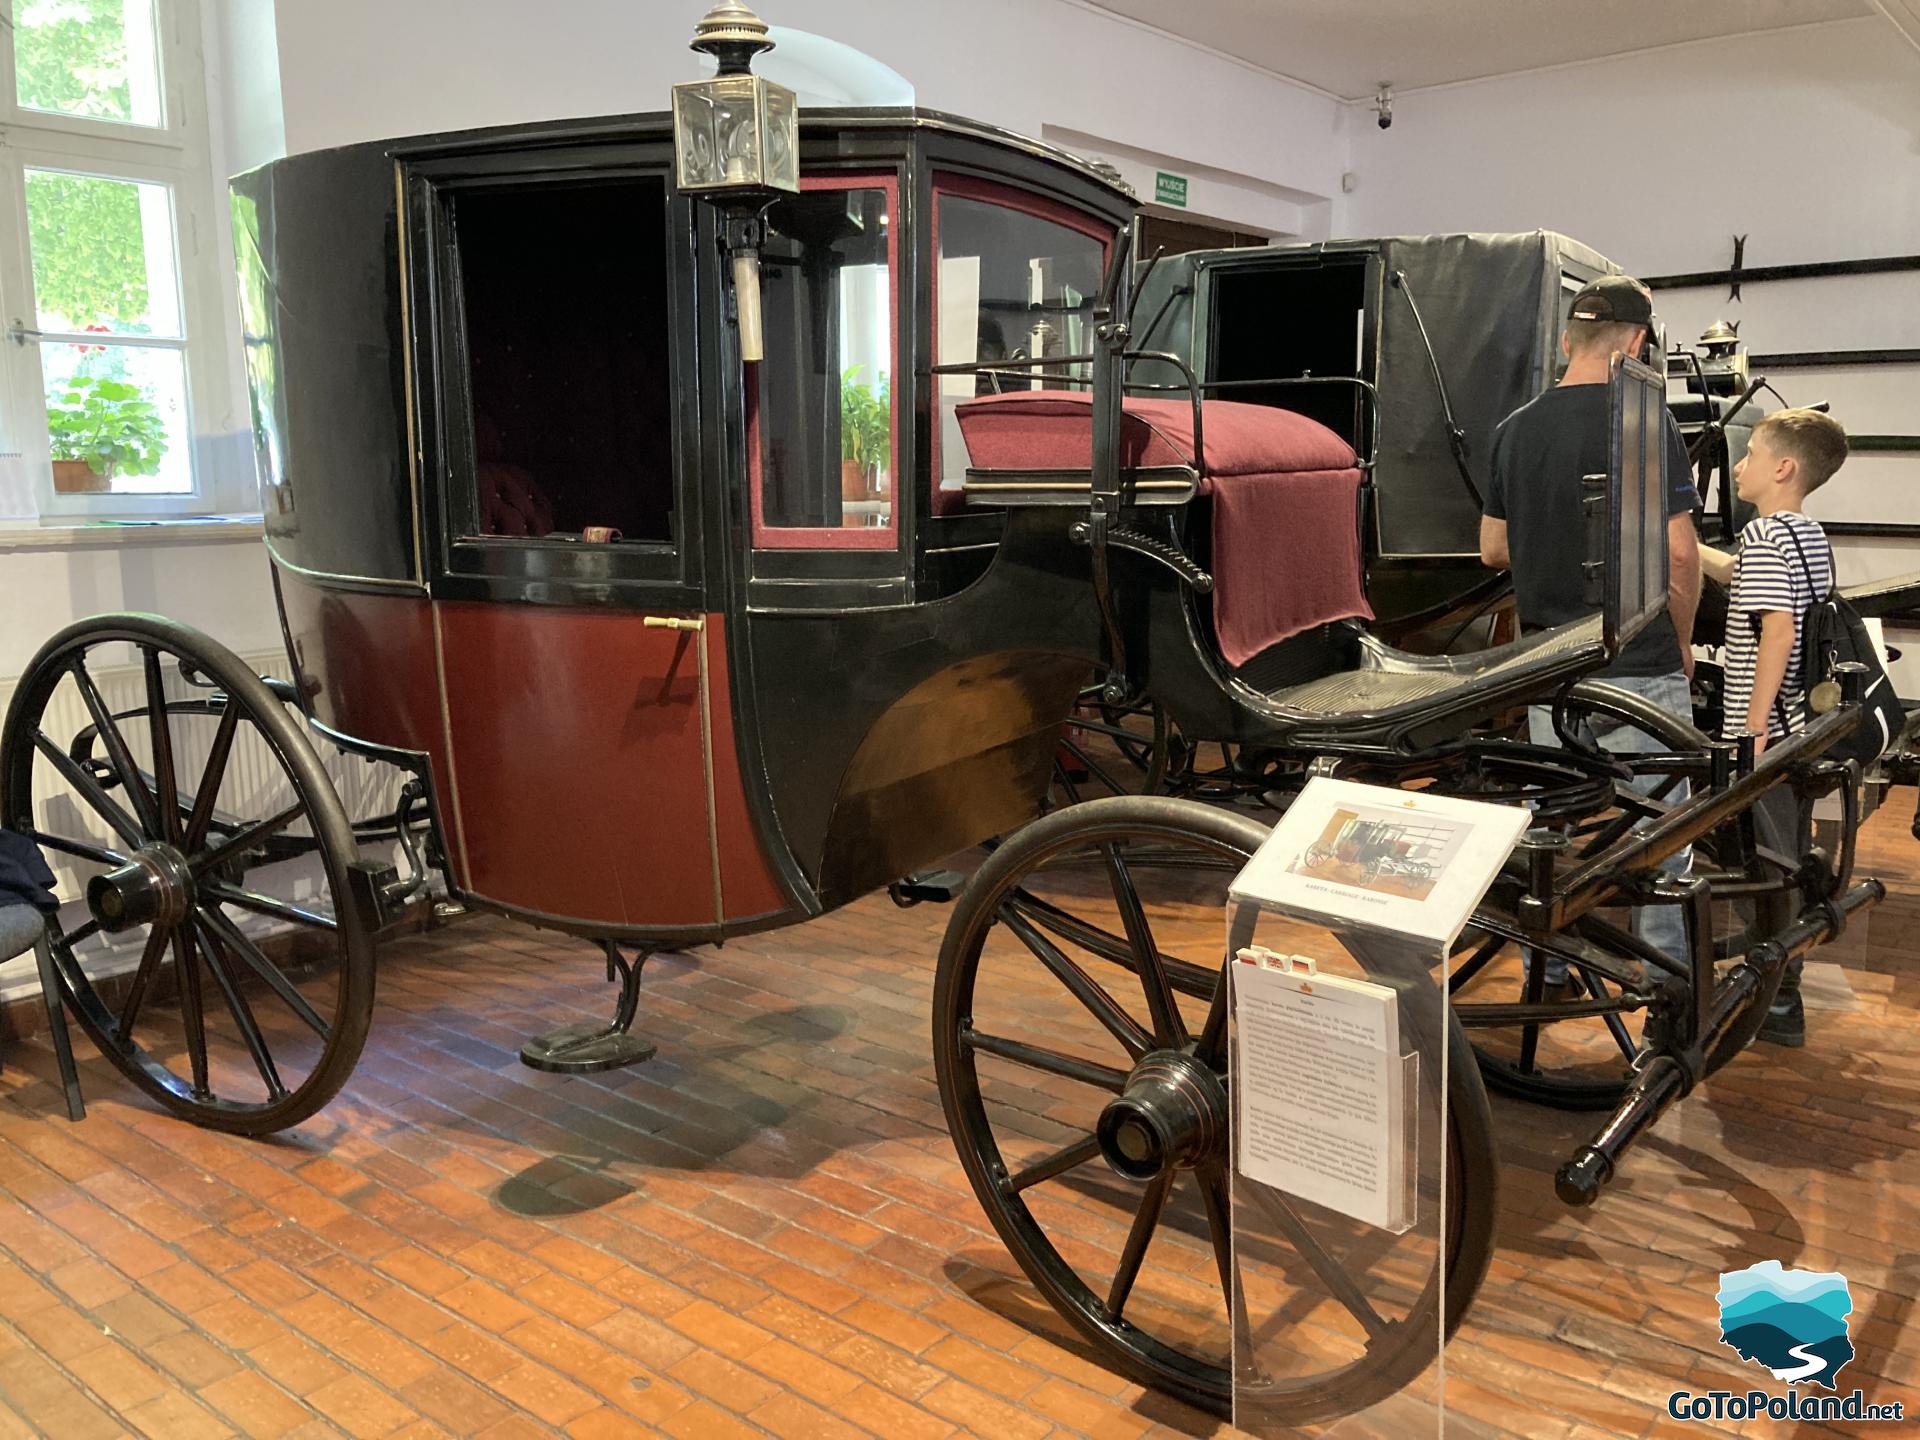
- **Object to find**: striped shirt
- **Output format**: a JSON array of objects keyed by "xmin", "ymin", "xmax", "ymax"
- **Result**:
[{"xmin": 1722, "ymin": 511, "xmax": 1833, "ymax": 740}]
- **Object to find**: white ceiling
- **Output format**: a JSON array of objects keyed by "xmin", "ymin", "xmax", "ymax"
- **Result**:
[{"xmin": 1084, "ymin": 0, "xmax": 1874, "ymax": 99}]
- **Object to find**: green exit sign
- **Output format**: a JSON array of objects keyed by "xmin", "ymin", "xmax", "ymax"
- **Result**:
[{"xmin": 1154, "ymin": 171, "xmax": 1188, "ymax": 208}]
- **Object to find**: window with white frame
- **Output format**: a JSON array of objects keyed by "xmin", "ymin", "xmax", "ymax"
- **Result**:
[{"xmin": 0, "ymin": 0, "xmax": 247, "ymax": 519}]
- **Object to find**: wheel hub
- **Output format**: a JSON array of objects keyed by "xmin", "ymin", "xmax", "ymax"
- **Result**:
[
  {"xmin": 1097, "ymin": 1049, "xmax": 1227, "ymax": 1180},
  {"xmin": 88, "ymin": 843, "xmax": 194, "ymax": 933}
]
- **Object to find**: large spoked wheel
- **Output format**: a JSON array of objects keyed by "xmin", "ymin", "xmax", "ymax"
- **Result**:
[
  {"xmin": 1455, "ymin": 681, "xmax": 1789, "ymax": 1109},
  {"xmin": 1, "ymin": 615, "xmax": 376, "ymax": 1133},
  {"xmin": 1449, "ymin": 919, "xmax": 1657, "ymax": 1111},
  {"xmin": 934, "ymin": 797, "xmax": 1497, "ymax": 1420}
]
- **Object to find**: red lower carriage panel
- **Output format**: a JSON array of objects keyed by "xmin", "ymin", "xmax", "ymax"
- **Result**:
[
  {"xmin": 277, "ymin": 571, "xmax": 791, "ymax": 933},
  {"xmin": 438, "ymin": 602, "xmax": 717, "ymax": 930}
]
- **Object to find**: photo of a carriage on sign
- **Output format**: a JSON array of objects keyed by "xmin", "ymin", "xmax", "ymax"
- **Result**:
[
  {"xmin": 0, "ymin": 1, "xmax": 1897, "ymax": 1423},
  {"xmin": 1295, "ymin": 807, "xmax": 1462, "ymax": 899}
]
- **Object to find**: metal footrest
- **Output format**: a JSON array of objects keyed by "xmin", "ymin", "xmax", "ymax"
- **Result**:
[
  {"xmin": 519, "ymin": 942, "xmax": 655, "ymax": 1073},
  {"xmin": 520, "ymin": 1021, "xmax": 656, "ymax": 1074}
]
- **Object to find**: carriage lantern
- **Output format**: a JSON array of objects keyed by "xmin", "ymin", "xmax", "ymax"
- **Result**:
[{"xmin": 671, "ymin": 0, "xmax": 798, "ymax": 360}]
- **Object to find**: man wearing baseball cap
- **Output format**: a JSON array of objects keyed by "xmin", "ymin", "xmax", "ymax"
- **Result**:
[{"xmin": 1480, "ymin": 273, "xmax": 1701, "ymax": 1006}]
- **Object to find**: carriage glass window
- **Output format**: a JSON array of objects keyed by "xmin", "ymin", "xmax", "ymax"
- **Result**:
[
  {"xmin": 452, "ymin": 178, "xmax": 675, "ymax": 544},
  {"xmin": 934, "ymin": 184, "xmax": 1105, "ymax": 509},
  {"xmin": 752, "ymin": 178, "xmax": 896, "ymax": 548}
]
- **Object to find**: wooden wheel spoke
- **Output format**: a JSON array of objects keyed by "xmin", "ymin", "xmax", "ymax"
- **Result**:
[
  {"xmin": 196, "ymin": 921, "xmax": 287, "ymax": 1099},
  {"xmin": 1107, "ymin": 1169, "xmax": 1175, "ymax": 1320},
  {"xmin": 1193, "ymin": 972, "xmax": 1231, "ymax": 1069},
  {"xmin": 33, "ymin": 730, "xmax": 143, "ymax": 849},
  {"xmin": 69, "ymin": 659, "xmax": 162, "ymax": 836},
  {"xmin": 1005, "ymin": 891, "xmax": 1214, "ymax": 999},
  {"xmin": 23, "ymin": 828, "xmax": 126, "ymax": 869},
  {"xmin": 964, "ymin": 1029, "xmax": 1128, "ymax": 1092},
  {"xmin": 1246, "ymin": 1183, "xmax": 1389, "ymax": 1339},
  {"xmin": 1052, "ymin": 759, "xmax": 1083, "ymax": 807},
  {"xmin": 191, "ymin": 800, "xmax": 307, "ymax": 876},
  {"xmin": 998, "ymin": 907, "xmax": 1152, "ymax": 1060},
  {"xmin": 1581, "ymin": 972, "xmax": 1639, "ymax": 1061},
  {"xmin": 117, "ymin": 924, "xmax": 174, "ymax": 1038},
  {"xmin": 173, "ymin": 926, "xmax": 211, "ymax": 1098},
  {"xmin": 59, "ymin": 917, "xmax": 100, "ymax": 952},
  {"xmin": 182, "ymin": 705, "xmax": 241, "ymax": 854},
  {"xmin": 1518, "ymin": 952, "xmax": 1549, "ymax": 1075},
  {"xmin": 141, "ymin": 649, "xmax": 183, "ymax": 843},
  {"xmin": 1447, "ymin": 933, "xmax": 1506, "ymax": 995},
  {"xmin": 1007, "ymin": 1135, "xmax": 1102, "ymax": 1194},
  {"xmin": 202, "ymin": 883, "xmax": 337, "ymax": 932},
  {"xmin": 199, "ymin": 907, "xmax": 331, "ymax": 1040},
  {"xmin": 1059, "ymin": 738, "xmax": 1129, "ymax": 797},
  {"xmin": 1197, "ymin": 1162, "xmax": 1237, "ymax": 1311},
  {"xmin": 1102, "ymin": 843, "xmax": 1187, "ymax": 1047}
]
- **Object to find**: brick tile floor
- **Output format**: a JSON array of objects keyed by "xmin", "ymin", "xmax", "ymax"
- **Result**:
[{"xmin": 1, "ymin": 800, "xmax": 1917, "ymax": 1438}]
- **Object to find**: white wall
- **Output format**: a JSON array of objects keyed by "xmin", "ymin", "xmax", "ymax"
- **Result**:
[
  {"xmin": 1340, "ymin": 16, "xmax": 1920, "ymax": 685},
  {"xmin": 205, "ymin": 0, "xmax": 285, "ymax": 178},
  {"xmin": 1340, "ymin": 18, "xmax": 1920, "ymax": 273},
  {"xmin": 1, "ymin": 534, "xmax": 283, "ymax": 680},
  {"xmin": 269, "ymin": 0, "xmax": 1345, "ymax": 234}
]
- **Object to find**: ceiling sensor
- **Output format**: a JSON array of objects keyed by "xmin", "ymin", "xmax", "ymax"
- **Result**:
[{"xmin": 1374, "ymin": 84, "xmax": 1393, "ymax": 131}]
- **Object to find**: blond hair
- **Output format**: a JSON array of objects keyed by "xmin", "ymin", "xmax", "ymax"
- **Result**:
[{"xmin": 1754, "ymin": 408, "xmax": 1849, "ymax": 493}]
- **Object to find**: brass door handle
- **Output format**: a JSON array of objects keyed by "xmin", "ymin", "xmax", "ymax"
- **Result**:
[{"xmin": 643, "ymin": 616, "xmax": 705, "ymax": 633}]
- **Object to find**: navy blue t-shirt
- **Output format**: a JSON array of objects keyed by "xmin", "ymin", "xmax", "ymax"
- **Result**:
[{"xmin": 1485, "ymin": 384, "xmax": 1697, "ymax": 678}]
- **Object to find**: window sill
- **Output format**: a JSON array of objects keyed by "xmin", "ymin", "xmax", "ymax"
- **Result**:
[{"xmin": 0, "ymin": 515, "xmax": 265, "ymax": 552}]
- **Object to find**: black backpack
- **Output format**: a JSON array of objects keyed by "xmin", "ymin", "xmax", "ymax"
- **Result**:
[{"xmin": 1776, "ymin": 522, "xmax": 1907, "ymax": 765}]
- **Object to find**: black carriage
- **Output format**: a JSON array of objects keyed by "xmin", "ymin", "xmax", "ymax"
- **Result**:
[{"xmin": 0, "ymin": 9, "xmax": 1893, "ymax": 1421}]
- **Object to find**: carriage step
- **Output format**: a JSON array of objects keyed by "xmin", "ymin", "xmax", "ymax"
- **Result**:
[
  {"xmin": 889, "ymin": 870, "xmax": 966, "ymax": 906},
  {"xmin": 520, "ymin": 1021, "xmax": 657, "ymax": 1074},
  {"xmin": 520, "ymin": 942, "xmax": 656, "ymax": 1073}
]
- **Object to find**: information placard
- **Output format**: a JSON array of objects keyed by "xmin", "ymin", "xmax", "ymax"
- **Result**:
[
  {"xmin": 1230, "ymin": 776, "xmax": 1532, "ymax": 948},
  {"xmin": 1232, "ymin": 948, "xmax": 1417, "ymax": 1232}
]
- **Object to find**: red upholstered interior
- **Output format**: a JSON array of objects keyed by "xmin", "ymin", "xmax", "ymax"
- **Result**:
[
  {"xmin": 955, "ymin": 392, "xmax": 1372, "ymax": 667},
  {"xmin": 954, "ymin": 391, "xmax": 1357, "ymax": 476}
]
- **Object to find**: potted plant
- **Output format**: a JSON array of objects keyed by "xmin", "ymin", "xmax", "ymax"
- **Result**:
[
  {"xmin": 47, "ymin": 376, "xmax": 168, "ymax": 494},
  {"xmin": 839, "ymin": 367, "xmax": 890, "ymax": 501}
]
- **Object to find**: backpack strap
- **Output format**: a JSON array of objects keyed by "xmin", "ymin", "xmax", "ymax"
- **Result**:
[{"xmin": 1772, "ymin": 517, "xmax": 1831, "ymax": 735}]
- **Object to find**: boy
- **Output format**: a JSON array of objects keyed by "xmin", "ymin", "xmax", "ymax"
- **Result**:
[{"xmin": 1699, "ymin": 407, "xmax": 1850, "ymax": 1046}]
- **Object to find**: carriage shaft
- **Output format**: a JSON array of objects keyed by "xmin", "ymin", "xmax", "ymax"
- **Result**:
[{"xmin": 1553, "ymin": 876, "xmax": 1883, "ymax": 1206}]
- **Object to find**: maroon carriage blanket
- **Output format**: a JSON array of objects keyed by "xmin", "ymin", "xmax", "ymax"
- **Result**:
[{"xmin": 955, "ymin": 392, "xmax": 1372, "ymax": 667}]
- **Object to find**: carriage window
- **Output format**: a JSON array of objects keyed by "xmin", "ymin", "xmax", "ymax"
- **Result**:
[
  {"xmin": 453, "ymin": 178, "xmax": 674, "ymax": 543},
  {"xmin": 751, "ymin": 178, "xmax": 896, "ymax": 548},
  {"xmin": 934, "ymin": 185, "xmax": 1106, "ymax": 508}
]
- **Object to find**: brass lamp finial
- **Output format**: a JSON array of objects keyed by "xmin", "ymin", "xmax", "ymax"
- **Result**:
[{"xmin": 690, "ymin": 1, "xmax": 774, "ymax": 76}]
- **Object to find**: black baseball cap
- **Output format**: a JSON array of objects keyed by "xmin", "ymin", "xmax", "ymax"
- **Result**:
[{"xmin": 1568, "ymin": 274, "xmax": 1657, "ymax": 330}]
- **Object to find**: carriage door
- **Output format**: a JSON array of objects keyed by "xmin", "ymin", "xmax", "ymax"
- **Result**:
[{"xmin": 412, "ymin": 151, "xmax": 731, "ymax": 932}]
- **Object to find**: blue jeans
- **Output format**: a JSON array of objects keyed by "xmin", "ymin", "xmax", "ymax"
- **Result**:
[{"xmin": 1528, "ymin": 670, "xmax": 1693, "ymax": 991}]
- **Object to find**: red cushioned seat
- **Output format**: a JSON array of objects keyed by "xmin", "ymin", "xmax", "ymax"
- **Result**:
[
  {"xmin": 953, "ymin": 391, "xmax": 1356, "ymax": 476},
  {"xmin": 955, "ymin": 391, "xmax": 1372, "ymax": 667}
]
